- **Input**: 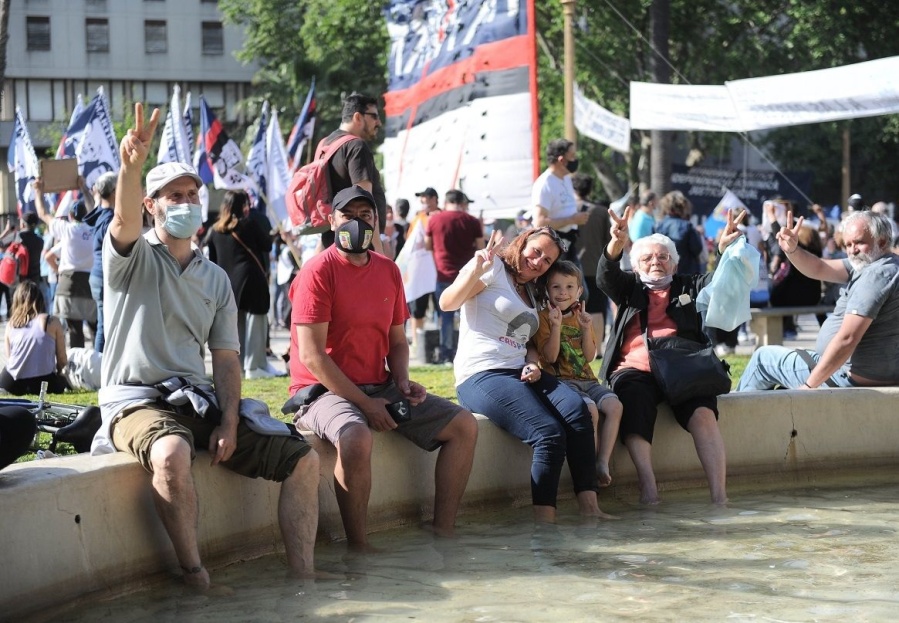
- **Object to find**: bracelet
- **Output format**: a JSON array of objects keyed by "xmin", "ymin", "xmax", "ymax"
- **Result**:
[{"xmin": 181, "ymin": 565, "xmax": 204, "ymax": 575}]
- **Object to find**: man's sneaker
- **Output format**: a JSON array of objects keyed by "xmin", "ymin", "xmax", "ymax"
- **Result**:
[
  {"xmin": 246, "ymin": 367, "xmax": 276, "ymax": 380},
  {"xmin": 714, "ymin": 344, "xmax": 735, "ymax": 357}
]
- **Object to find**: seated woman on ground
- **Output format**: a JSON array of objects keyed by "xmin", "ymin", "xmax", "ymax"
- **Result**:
[
  {"xmin": 597, "ymin": 207, "xmax": 744, "ymax": 505},
  {"xmin": 1, "ymin": 280, "xmax": 70, "ymax": 395},
  {"xmin": 440, "ymin": 227, "xmax": 614, "ymax": 523}
]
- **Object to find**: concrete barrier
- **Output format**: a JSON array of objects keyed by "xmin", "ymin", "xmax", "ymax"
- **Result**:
[{"xmin": 3, "ymin": 387, "xmax": 899, "ymax": 618}]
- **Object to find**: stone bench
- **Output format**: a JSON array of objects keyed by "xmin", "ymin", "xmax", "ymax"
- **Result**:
[
  {"xmin": 4, "ymin": 387, "xmax": 899, "ymax": 618},
  {"xmin": 749, "ymin": 304, "xmax": 834, "ymax": 346}
]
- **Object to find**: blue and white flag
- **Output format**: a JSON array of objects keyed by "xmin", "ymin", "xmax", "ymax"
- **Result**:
[
  {"xmin": 66, "ymin": 87, "xmax": 120, "ymax": 191},
  {"xmin": 182, "ymin": 91, "xmax": 194, "ymax": 152},
  {"xmin": 286, "ymin": 78, "xmax": 316, "ymax": 172},
  {"xmin": 6, "ymin": 107, "xmax": 43, "ymax": 215},
  {"xmin": 157, "ymin": 85, "xmax": 193, "ymax": 165},
  {"xmin": 56, "ymin": 93, "xmax": 85, "ymax": 159},
  {"xmin": 265, "ymin": 108, "xmax": 291, "ymax": 223},
  {"xmin": 245, "ymin": 101, "xmax": 269, "ymax": 211}
]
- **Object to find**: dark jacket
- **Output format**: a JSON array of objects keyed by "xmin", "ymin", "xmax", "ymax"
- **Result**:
[
  {"xmin": 653, "ymin": 216, "xmax": 704, "ymax": 274},
  {"xmin": 206, "ymin": 218, "xmax": 273, "ymax": 315},
  {"xmin": 597, "ymin": 251, "xmax": 713, "ymax": 382}
]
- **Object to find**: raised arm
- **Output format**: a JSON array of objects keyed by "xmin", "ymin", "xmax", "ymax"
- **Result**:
[
  {"xmin": 776, "ymin": 212, "xmax": 849, "ymax": 284},
  {"xmin": 439, "ymin": 229, "xmax": 502, "ymax": 311},
  {"xmin": 111, "ymin": 103, "xmax": 160, "ymax": 256},
  {"xmin": 605, "ymin": 206, "xmax": 632, "ymax": 260}
]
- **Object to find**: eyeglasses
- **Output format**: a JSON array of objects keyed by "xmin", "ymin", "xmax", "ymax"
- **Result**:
[
  {"xmin": 529, "ymin": 227, "xmax": 569, "ymax": 252},
  {"xmin": 638, "ymin": 253, "xmax": 671, "ymax": 264},
  {"xmin": 362, "ymin": 112, "xmax": 381, "ymax": 122}
]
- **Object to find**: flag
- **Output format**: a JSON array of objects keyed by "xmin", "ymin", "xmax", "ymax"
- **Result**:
[
  {"xmin": 156, "ymin": 85, "xmax": 193, "ymax": 165},
  {"xmin": 192, "ymin": 100, "xmax": 215, "ymax": 221},
  {"xmin": 245, "ymin": 101, "xmax": 269, "ymax": 211},
  {"xmin": 265, "ymin": 108, "xmax": 291, "ymax": 223},
  {"xmin": 56, "ymin": 93, "xmax": 85, "ymax": 159},
  {"xmin": 394, "ymin": 216, "xmax": 437, "ymax": 301},
  {"xmin": 198, "ymin": 95, "xmax": 255, "ymax": 191},
  {"xmin": 182, "ymin": 91, "xmax": 194, "ymax": 151},
  {"xmin": 7, "ymin": 107, "xmax": 43, "ymax": 215},
  {"xmin": 65, "ymin": 87, "xmax": 120, "ymax": 192},
  {"xmin": 286, "ymin": 78, "xmax": 316, "ymax": 172},
  {"xmin": 706, "ymin": 188, "xmax": 749, "ymax": 242}
]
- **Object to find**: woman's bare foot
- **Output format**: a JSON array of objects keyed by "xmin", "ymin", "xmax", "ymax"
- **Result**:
[
  {"xmin": 181, "ymin": 565, "xmax": 211, "ymax": 590},
  {"xmin": 597, "ymin": 460, "xmax": 612, "ymax": 487},
  {"xmin": 533, "ymin": 505, "xmax": 556, "ymax": 524}
]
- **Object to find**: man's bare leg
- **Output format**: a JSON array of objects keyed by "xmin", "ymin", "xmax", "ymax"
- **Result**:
[
  {"xmin": 687, "ymin": 408, "xmax": 728, "ymax": 505},
  {"xmin": 624, "ymin": 434, "xmax": 660, "ymax": 505},
  {"xmin": 430, "ymin": 411, "xmax": 477, "ymax": 537},
  {"xmin": 333, "ymin": 424, "xmax": 375, "ymax": 549},
  {"xmin": 279, "ymin": 449, "xmax": 321, "ymax": 576},
  {"xmin": 149, "ymin": 435, "xmax": 210, "ymax": 588}
]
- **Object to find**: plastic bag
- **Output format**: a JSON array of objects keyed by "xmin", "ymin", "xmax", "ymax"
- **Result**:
[{"xmin": 696, "ymin": 237, "xmax": 761, "ymax": 331}]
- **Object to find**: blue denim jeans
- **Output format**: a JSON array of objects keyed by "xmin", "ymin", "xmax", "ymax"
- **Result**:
[
  {"xmin": 457, "ymin": 368, "xmax": 597, "ymax": 507},
  {"xmin": 736, "ymin": 346, "xmax": 855, "ymax": 391},
  {"xmin": 89, "ymin": 274, "xmax": 104, "ymax": 353},
  {"xmin": 434, "ymin": 281, "xmax": 456, "ymax": 360}
]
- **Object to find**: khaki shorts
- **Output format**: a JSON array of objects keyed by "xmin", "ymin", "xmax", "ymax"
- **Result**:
[
  {"xmin": 112, "ymin": 404, "xmax": 312, "ymax": 482},
  {"xmin": 295, "ymin": 382, "xmax": 462, "ymax": 451}
]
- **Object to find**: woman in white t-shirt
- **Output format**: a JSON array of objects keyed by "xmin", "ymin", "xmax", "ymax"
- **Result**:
[{"xmin": 440, "ymin": 227, "xmax": 613, "ymax": 523}]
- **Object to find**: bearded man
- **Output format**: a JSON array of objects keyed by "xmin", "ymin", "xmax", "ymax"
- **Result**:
[{"xmin": 738, "ymin": 210, "xmax": 899, "ymax": 391}]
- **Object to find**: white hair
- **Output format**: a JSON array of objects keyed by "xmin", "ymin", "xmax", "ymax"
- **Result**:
[{"xmin": 629, "ymin": 233, "xmax": 680, "ymax": 268}]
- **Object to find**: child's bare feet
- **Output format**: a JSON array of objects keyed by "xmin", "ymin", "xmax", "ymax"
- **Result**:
[{"xmin": 596, "ymin": 460, "xmax": 612, "ymax": 487}]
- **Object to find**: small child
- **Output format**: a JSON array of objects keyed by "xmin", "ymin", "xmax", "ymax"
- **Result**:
[{"xmin": 532, "ymin": 261, "xmax": 623, "ymax": 486}]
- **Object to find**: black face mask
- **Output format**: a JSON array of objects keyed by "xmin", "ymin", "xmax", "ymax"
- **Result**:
[
  {"xmin": 566, "ymin": 158, "xmax": 579, "ymax": 173},
  {"xmin": 334, "ymin": 218, "xmax": 374, "ymax": 254}
]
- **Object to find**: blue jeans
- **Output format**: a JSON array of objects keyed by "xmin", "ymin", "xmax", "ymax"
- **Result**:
[
  {"xmin": 434, "ymin": 281, "xmax": 456, "ymax": 360},
  {"xmin": 457, "ymin": 369, "xmax": 597, "ymax": 507},
  {"xmin": 89, "ymin": 274, "xmax": 104, "ymax": 352},
  {"xmin": 736, "ymin": 346, "xmax": 855, "ymax": 391}
]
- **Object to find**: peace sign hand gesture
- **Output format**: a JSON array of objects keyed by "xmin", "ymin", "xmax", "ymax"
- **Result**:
[
  {"xmin": 472, "ymin": 229, "xmax": 503, "ymax": 278},
  {"xmin": 775, "ymin": 211, "xmax": 804, "ymax": 255},
  {"xmin": 607, "ymin": 206, "xmax": 632, "ymax": 258},
  {"xmin": 717, "ymin": 208, "xmax": 748, "ymax": 254},
  {"xmin": 120, "ymin": 102, "xmax": 160, "ymax": 169}
]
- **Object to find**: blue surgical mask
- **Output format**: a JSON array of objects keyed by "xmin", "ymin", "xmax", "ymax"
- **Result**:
[
  {"xmin": 161, "ymin": 203, "xmax": 203, "ymax": 239},
  {"xmin": 639, "ymin": 273, "xmax": 674, "ymax": 290}
]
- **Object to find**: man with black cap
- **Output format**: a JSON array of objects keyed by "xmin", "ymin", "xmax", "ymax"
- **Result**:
[
  {"xmin": 90, "ymin": 103, "xmax": 322, "ymax": 588},
  {"xmin": 286, "ymin": 184, "xmax": 477, "ymax": 550},
  {"xmin": 425, "ymin": 189, "xmax": 484, "ymax": 363},
  {"xmin": 33, "ymin": 180, "xmax": 97, "ymax": 347}
]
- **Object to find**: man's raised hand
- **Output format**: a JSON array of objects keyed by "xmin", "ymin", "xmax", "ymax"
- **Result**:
[
  {"xmin": 120, "ymin": 103, "xmax": 160, "ymax": 168},
  {"xmin": 775, "ymin": 211, "xmax": 804, "ymax": 255}
]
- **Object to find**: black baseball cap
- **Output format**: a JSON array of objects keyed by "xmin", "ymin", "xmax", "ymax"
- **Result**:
[
  {"xmin": 415, "ymin": 187, "xmax": 438, "ymax": 198},
  {"xmin": 332, "ymin": 185, "xmax": 377, "ymax": 212},
  {"xmin": 445, "ymin": 189, "xmax": 474, "ymax": 205}
]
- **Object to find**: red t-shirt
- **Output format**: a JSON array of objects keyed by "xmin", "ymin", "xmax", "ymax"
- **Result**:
[
  {"xmin": 614, "ymin": 289, "xmax": 677, "ymax": 373},
  {"xmin": 289, "ymin": 246, "xmax": 409, "ymax": 393},
  {"xmin": 425, "ymin": 210, "xmax": 483, "ymax": 282}
]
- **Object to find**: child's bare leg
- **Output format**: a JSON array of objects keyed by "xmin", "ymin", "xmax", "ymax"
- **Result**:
[{"xmin": 597, "ymin": 397, "xmax": 623, "ymax": 487}]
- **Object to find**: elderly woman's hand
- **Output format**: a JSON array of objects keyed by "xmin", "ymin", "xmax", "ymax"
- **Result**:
[
  {"xmin": 717, "ymin": 208, "xmax": 747, "ymax": 254},
  {"xmin": 606, "ymin": 206, "xmax": 632, "ymax": 258}
]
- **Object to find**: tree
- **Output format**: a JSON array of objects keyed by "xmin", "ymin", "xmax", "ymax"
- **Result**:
[{"xmin": 0, "ymin": 0, "xmax": 10, "ymax": 100}]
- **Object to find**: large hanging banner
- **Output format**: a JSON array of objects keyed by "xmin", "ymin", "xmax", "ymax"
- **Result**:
[
  {"xmin": 382, "ymin": 0, "xmax": 537, "ymax": 219},
  {"xmin": 574, "ymin": 83, "xmax": 631, "ymax": 153},
  {"xmin": 630, "ymin": 56, "xmax": 899, "ymax": 132}
]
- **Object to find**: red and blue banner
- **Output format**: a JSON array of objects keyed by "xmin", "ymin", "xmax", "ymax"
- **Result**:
[{"xmin": 382, "ymin": 0, "xmax": 538, "ymax": 219}]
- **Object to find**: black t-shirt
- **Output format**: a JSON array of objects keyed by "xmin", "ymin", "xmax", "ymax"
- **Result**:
[
  {"xmin": 323, "ymin": 129, "xmax": 387, "ymax": 231},
  {"xmin": 18, "ymin": 230, "xmax": 44, "ymax": 282}
]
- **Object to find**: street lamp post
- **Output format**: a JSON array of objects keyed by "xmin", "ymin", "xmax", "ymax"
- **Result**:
[{"xmin": 561, "ymin": 0, "xmax": 576, "ymax": 145}]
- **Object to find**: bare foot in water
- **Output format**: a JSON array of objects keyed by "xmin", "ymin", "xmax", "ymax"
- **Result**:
[
  {"xmin": 182, "ymin": 565, "xmax": 211, "ymax": 590},
  {"xmin": 289, "ymin": 568, "xmax": 346, "ymax": 581},
  {"xmin": 424, "ymin": 522, "xmax": 457, "ymax": 539},
  {"xmin": 347, "ymin": 542, "xmax": 385, "ymax": 555},
  {"xmin": 576, "ymin": 491, "xmax": 619, "ymax": 519},
  {"xmin": 597, "ymin": 460, "xmax": 612, "ymax": 487}
]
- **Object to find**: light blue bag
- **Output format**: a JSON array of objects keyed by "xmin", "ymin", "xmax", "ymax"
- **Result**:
[{"xmin": 696, "ymin": 237, "xmax": 761, "ymax": 331}]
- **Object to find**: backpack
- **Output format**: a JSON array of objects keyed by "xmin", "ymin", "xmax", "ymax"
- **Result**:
[
  {"xmin": 0, "ymin": 241, "xmax": 29, "ymax": 287},
  {"xmin": 285, "ymin": 133, "xmax": 359, "ymax": 234}
]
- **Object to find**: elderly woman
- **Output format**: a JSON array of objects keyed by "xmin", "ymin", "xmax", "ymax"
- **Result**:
[
  {"xmin": 441, "ymin": 227, "xmax": 613, "ymax": 523},
  {"xmin": 598, "ymin": 207, "xmax": 744, "ymax": 505}
]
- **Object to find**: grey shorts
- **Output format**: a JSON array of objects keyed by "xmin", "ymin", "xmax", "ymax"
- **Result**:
[
  {"xmin": 295, "ymin": 382, "xmax": 462, "ymax": 451},
  {"xmin": 563, "ymin": 379, "xmax": 618, "ymax": 411}
]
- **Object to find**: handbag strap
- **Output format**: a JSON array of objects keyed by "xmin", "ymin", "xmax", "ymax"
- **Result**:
[{"xmin": 231, "ymin": 231, "xmax": 267, "ymax": 277}]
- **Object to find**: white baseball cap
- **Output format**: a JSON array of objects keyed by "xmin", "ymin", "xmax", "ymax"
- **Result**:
[{"xmin": 145, "ymin": 162, "xmax": 203, "ymax": 198}]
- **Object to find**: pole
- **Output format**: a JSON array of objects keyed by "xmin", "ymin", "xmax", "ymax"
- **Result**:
[
  {"xmin": 841, "ymin": 123, "xmax": 851, "ymax": 211},
  {"xmin": 561, "ymin": 0, "xmax": 576, "ymax": 145}
]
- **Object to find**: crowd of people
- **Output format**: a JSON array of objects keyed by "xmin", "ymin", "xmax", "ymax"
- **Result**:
[{"xmin": 1, "ymin": 92, "xmax": 898, "ymax": 593}]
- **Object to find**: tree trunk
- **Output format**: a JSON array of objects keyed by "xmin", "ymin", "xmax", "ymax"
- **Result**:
[
  {"xmin": 649, "ymin": 0, "xmax": 671, "ymax": 194},
  {"xmin": 0, "ymin": 0, "xmax": 9, "ymax": 104},
  {"xmin": 591, "ymin": 160, "xmax": 623, "ymax": 202}
]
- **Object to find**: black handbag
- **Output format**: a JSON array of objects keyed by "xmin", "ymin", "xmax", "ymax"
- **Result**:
[{"xmin": 640, "ymin": 311, "xmax": 731, "ymax": 405}]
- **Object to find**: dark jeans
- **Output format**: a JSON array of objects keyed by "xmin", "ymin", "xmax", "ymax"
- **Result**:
[{"xmin": 457, "ymin": 368, "xmax": 598, "ymax": 507}]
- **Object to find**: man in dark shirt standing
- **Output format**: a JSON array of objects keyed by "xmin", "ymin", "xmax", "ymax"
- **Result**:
[
  {"xmin": 320, "ymin": 92, "xmax": 387, "ymax": 251},
  {"xmin": 572, "ymin": 173, "xmax": 611, "ymax": 352},
  {"xmin": 18, "ymin": 212, "xmax": 45, "ymax": 286}
]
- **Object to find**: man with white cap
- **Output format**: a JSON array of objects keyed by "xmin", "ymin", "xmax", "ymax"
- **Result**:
[{"xmin": 90, "ymin": 104, "xmax": 322, "ymax": 588}]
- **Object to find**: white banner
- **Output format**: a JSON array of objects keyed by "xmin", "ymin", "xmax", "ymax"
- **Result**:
[
  {"xmin": 574, "ymin": 84, "xmax": 630, "ymax": 153},
  {"xmin": 630, "ymin": 56, "xmax": 899, "ymax": 132}
]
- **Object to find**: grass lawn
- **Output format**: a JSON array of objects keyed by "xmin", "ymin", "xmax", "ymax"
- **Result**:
[{"xmin": 17, "ymin": 354, "xmax": 750, "ymax": 462}]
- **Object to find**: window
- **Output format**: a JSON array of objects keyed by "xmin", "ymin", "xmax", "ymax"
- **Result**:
[
  {"xmin": 26, "ymin": 16, "xmax": 51, "ymax": 51},
  {"xmin": 86, "ymin": 18, "xmax": 109, "ymax": 53},
  {"xmin": 144, "ymin": 20, "xmax": 167, "ymax": 54},
  {"xmin": 202, "ymin": 22, "xmax": 224, "ymax": 55}
]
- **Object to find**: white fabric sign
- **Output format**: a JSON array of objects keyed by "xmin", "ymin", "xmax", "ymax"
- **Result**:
[
  {"xmin": 630, "ymin": 82, "xmax": 747, "ymax": 131},
  {"xmin": 574, "ymin": 84, "xmax": 630, "ymax": 153}
]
